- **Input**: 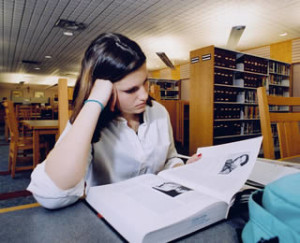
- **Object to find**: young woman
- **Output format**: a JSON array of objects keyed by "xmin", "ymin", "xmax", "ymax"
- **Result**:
[{"xmin": 28, "ymin": 33, "xmax": 199, "ymax": 209}]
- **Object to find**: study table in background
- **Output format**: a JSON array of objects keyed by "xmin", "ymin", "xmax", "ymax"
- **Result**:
[{"xmin": 21, "ymin": 120, "xmax": 59, "ymax": 167}]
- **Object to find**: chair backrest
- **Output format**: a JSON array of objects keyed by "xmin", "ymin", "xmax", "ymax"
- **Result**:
[
  {"xmin": 257, "ymin": 87, "xmax": 300, "ymax": 159},
  {"xmin": 15, "ymin": 104, "xmax": 32, "ymax": 120},
  {"xmin": 3, "ymin": 100, "xmax": 20, "ymax": 142}
]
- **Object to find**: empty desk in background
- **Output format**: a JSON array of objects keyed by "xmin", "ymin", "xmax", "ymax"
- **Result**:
[{"xmin": 21, "ymin": 120, "xmax": 58, "ymax": 167}]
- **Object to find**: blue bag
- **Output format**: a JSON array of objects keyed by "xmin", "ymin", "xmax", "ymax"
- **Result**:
[{"xmin": 242, "ymin": 173, "xmax": 300, "ymax": 243}]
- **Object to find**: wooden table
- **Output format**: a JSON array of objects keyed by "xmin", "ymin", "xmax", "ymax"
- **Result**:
[
  {"xmin": 0, "ymin": 200, "xmax": 241, "ymax": 242},
  {"xmin": 22, "ymin": 120, "xmax": 58, "ymax": 167}
]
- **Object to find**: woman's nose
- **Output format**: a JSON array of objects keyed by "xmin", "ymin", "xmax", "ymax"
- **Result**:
[{"xmin": 138, "ymin": 85, "xmax": 148, "ymax": 100}]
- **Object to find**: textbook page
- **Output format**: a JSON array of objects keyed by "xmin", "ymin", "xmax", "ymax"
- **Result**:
[
  {"xmin": 86, "ymin": 173, "xmax": 227, "ymax": 243},
  {"xmin": 158, "ymin": 136, "xmax": 262, "ymax": 203}
]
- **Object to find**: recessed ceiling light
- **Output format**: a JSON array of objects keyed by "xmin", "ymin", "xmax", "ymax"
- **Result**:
[
  {"xmin": 63, "ymin": 31, "xmax": 74, "ymax": 36},
  {"xmin": 45, "ymin": 55, "xmax": 52, "ymax": 59},
  {"xmin": 55, "ymin": 19, "xmax": 86, "ymax": 31},
  {"xmin": 34, "ymin": 67, "xmax": 41, "ymax": 70},
  {"xmin": 280, "ymin": 32, "xmax": 287, "ymax": 37},
  {"xmin": 22, "ymin": 60, "xmax": 41, "ymax": 65}
]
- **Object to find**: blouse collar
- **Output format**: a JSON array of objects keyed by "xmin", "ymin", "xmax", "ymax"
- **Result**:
[{"xmin": 113, "ymin": 105, "xmax": 149, "ymax": 127}]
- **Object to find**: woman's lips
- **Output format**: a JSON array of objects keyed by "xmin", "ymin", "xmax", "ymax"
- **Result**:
[{"xmin": 136, "ymin": 103, "xmax": 146, "ymax": 108}]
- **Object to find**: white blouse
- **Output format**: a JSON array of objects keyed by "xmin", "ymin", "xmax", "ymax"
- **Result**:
[{"xmin": 27, "ymin": 101, "xmax": 183, "ymax": 209}]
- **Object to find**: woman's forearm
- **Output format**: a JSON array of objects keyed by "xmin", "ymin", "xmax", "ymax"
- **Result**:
[
  {"xmin": 45, "ymin": 79, "xmax": 113, "ymax": 190},
  {"xmin": 45, "ymin": 102, "xmax": 101, "ymax": 190}
]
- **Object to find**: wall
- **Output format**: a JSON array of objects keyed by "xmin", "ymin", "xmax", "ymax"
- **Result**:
[
  {"xmin": 242, "ymin": 38, "xmax": 300, "ymax": 64},
  {"xmin": 0, "ymin": 89, "xmax": 11, "ymax": 101},
  {"xmin": 149, "ymin": 66, "xmax": 181, "ymax": 80},
  {"xmin": 0, "ymin": 85, "xmax": 58, "ymax": 106},
  {"xmin": 270, "ymin": 40, "xmax": 292, "ymax": 63}
]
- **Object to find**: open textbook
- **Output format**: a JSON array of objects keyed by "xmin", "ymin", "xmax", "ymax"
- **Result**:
[{"xmin": 86, "ymin": 136, "xmax": 262, "ymax": 243}]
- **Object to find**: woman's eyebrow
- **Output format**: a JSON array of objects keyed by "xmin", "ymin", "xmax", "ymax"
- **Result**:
[{"xmin": 123, "ymin": 78, "xmax": 148, "ymax": 91}]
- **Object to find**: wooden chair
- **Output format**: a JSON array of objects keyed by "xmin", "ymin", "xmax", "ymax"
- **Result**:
[
  {"xmin": 4, "ymin": 111, "xmax": 10, "ymax": 142},
  {"xmin": 15, "ymin": 104, "xmax": 33, "ymax": 136},
  {"xmin": 3, "ymin": 101, "xmax": 46, "ymax": 178},
  {"xmin": 15, "ymin": 104, "xmax": 32, "ymax": 120},
  {"xmin": 257, "ymin": 87, "xmax": 300, "ymax": 160}
]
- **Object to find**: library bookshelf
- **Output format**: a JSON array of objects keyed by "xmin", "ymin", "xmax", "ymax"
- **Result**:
[
  {"xmin": 148, "ymin": 78, "xmax": 181, "ymax": 100},
  {"xmin": 189, "ymin": 45, "xmax": 291, "ymax": 155}
]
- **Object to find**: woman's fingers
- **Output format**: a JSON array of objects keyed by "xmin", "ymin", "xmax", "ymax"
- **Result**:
[
  {"xmin": 88, "ymin": 79, "xmax": 113, "ymax": 107},
  {"xmin": 186, "ymin": 153, "xmax": 202, "ymax": 164}
]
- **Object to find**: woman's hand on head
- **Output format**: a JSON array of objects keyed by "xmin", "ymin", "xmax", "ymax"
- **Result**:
[
  {"xmin": 88, "ymin": 79, "xmax": 114, "ymax": 108},
  {"xmin": 186, "ymin": 153, "xmax": 202, "ymax": 164}
]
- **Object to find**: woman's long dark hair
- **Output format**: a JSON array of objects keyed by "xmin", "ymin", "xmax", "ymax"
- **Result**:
[{"xmin": 70, "ymin": 33, "xmax": 149, "ymax": 142}]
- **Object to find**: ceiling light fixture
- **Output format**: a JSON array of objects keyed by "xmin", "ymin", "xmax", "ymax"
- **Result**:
[
  {"xmin": 55, "ymin": 19, "xmax": 86, "ymax": 31},
  {"xmin": 22, "ymin": 60, "xmax": 41, "ymax": 65},
  {"xmin": 156, "ymin": 52, "xmax": 175, "ymax": 69},
  {"xmin": 280, "ymin": 32, "xmax": 287, "ymax": 37},
  {"xmin": 63, "ymin": 31, "xmax": 74, "ymax": 36},
  {"xmin": 55, "ymin": 19, "xmax": 86, "ymax": 37},
  {"xmin": 226, "ymin": 25, "xmax": 246, "ymax": 50},
  {"xmin": 45, "ymin": 55, "xmax": 52, "ymax": 59}
]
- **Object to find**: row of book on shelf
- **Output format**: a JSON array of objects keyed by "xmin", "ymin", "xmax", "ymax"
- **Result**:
[
  {"xmin": 268, "ymin": 86, "xmax": 290, "ymax": 97},
  {"xmin": 214, "ymin": 105, "xmax": 259, "ymax": 120},
  {"xmin": 214, "ymin": 120, "xmax": 260, "ymax": 137},
  {"xmin": 214, "ymin": 70, "xmax": 265, "ymax": 88},
  {"xmin": 215, "ymin": 71, "xmax": 289, "ymax": 88},
  {"xmin": 214, "ymin": 49, "xmax": 269, "ymax": 74},
  {"xmin": 213, "ymin": 48, "xmax": 290, "ymax": 76},
  {"xmin": 214, "ymin": 88, "xmax": 290, "ymax": 104},
  {"xmin": 236, "ymin": 55, "xmax": 268, "ymax": 74},
  {"xmin": 214, "ymin": 88, "xmax": 258, "ymax": 103},
  {"xmin": 269, "ymin": 61, "xmax": 290, "ymax": 75},
  {"xmin": 269, "ymin": 74, "xmax": 290, "ymax": 86}
]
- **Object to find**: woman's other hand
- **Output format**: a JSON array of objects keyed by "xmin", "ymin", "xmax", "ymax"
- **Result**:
[{"xmin": 186, "ymin": 153, "xmax": 202, "ymax": 164}]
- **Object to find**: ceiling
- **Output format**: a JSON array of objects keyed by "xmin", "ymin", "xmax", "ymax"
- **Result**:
[{"xmin": 1, "ymin": 0, "xmax": 300, "ymax": 87}]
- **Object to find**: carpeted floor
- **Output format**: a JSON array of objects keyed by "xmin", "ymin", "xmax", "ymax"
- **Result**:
[{"xmin": 0, "ymin": 125, "xmax": 36, "ymax": 208}]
